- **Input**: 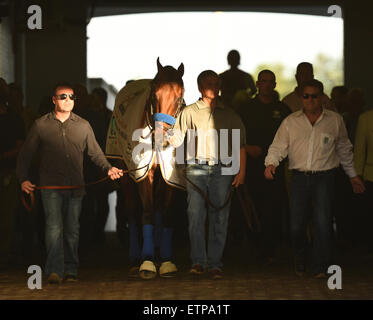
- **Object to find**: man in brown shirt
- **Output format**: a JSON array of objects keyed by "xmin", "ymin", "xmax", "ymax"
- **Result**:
[{"xmin": 16, "ymin": 83, "xmax": 123, "ymax": 284}]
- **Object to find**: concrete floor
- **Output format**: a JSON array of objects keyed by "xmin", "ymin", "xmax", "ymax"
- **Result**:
[{"xmin": 1, "ymin": 233, "xmax": 373, "ymax": 300}]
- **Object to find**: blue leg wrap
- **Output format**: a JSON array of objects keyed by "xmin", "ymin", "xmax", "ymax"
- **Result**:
[
  {"xmin": 160, "ymin": 227, "xmax": 173, "ymax": 261},
  {"xmin": 142, "ymin": 224, "xmax": 154, "ymax": 260},
  {"xmin": 129, "ymin": 223, "xmax": 140, "ymax": 264},
  {"xmin": 154, "ymin": 211, "xmax": 162, "ymax": 248}
]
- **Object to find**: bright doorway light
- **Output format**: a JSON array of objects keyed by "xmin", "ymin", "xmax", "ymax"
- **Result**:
[{"xmin": 88, "ymin": 11, "xmax": 343, "ymax": 105}]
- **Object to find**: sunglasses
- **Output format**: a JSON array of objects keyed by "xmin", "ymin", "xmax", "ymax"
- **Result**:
[
  {"xmin": 55, "ymin": 93, "xmax": 77, "ymax": 101},
  {"xmin": 303, "ymin": 93, "xmax": 319, "ymax": 99}
]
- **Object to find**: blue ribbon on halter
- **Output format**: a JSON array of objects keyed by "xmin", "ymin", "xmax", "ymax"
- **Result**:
[{"xmin": 153, "ymin": 113, "xmax": 176, "ymax": 125}]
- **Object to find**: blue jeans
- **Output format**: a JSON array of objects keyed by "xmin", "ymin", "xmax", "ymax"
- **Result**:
[
  {"xmin": 289, "ymin": 170, "xmax": 336, "ymax": 274},
  {"xmin": 185, "ymin": 164, "xmax": 234, "ymax": 271},
  {"xmin": 41, "ymin": 190, "xmax": 83, "ymax": 277}
]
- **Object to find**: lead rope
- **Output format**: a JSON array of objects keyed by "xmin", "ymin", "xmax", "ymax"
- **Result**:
[
  {"xmin": 21, "ymin": 156, "xmax": 152, "ymax": 213},
  {"xmin": 182, "ymin": 166, "xmax": 235, "ymax": 210}
]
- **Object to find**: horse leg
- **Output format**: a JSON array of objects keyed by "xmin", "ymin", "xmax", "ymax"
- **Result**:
[
  {"xmin": 153, "ymin": 210, "xmax": 162, "ymax": 260},
  {"xmin": 157, "ymin": 179, "xmax": 178, "ymax": 277},
  {"xmin": 137, "ymin": 173, "xmax": 157, "ymax": 280},
  {"xmin": 119, "ymin": 174, "xmax": 142, "ymax": 277}
]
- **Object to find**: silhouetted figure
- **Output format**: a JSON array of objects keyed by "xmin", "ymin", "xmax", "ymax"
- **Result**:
[
  {"xmin": 345, "ymin": 88, "xmax": 366, "ymax": 144},
  {"xmin": 335, "ymin": 88, "xmax": 367, "ymax": 248},
  {"xmin": 238, "ymin": 70, "xmax": 291, "ymax": 266},
  {"xmin": 354, "ymin": 107, "xmax": 373, "ymax": 253},
  {"xmin": 0, "ymin": 78, "xmax": 26, "ymax": 269},
  {"xmin": 8, "ymin": 83, "xmax": 38, "ymax": 134},
  {"xmin": 92, "ymin": 87, "xmax": 112, "ymax": 127},
  {"xmin": 331, "ymin": 85, "xmax": 354, "ymax": 248},
  {"xmin": 81, "ymin": 93, "xmax": 113, "ymax": 247},
  {"xmin": 71, "ymin": 84, "xmax": 110, "ymax": 249},
  {"xmin": 7, "ymin": 83, "xmax": 40, "ymax": 265},
  {"xmin": 72, "ymin": 83, "xmax": 90, "ymax": 118},
  {"xmin": 90, "ymin": 88, "xmax": 114, "ymax": 245},
  {"xmin": 331, "ymin": 85, "xmax": 349, "ymax": 114},
  {"xmin": 38, "ymin": 96, "xmax": 54, "ymax": 117},
  {"xmin": 282, "ymin": 62, "xmax": 335, "ymax": 112},
  {"xmin": 219, "ymin": 50, "xmax": 256, "ymax": 111}
]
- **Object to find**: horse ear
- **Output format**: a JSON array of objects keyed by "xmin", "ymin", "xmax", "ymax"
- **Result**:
[
  {"xmin": 177, "ymin": 63, "xmax": 184, "ymax": 77},
  {"xmin": 157, "ymin": 57, "xmax": 163, "ymax": 73}
]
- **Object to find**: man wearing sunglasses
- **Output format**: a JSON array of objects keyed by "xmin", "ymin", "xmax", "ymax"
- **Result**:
[
  {"xmin": 16, "ymin": 83, "xmax": 123, "ymax": 284},
  {"xmin": 264, "ymin": 79, "xmax": 365, "ymax": 279},
  {"xmin": 282, "ymin": 62, "xmax": 335, "ymax": 113}
]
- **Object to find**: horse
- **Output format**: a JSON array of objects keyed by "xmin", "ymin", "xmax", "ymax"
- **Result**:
[{"xmin": 108, "ymin": 58, "xmax": 185, "ymax": 279}]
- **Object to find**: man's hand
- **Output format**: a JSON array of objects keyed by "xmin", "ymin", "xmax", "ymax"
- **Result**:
[
  {"xmin": 264, "ymin": 165, "xmax": 276, "ymax": 180},
  {"xmin": 245, "ymin": 145, "xmax": 262, "ymax": 158},
  {"xmin": 350, "ymin": 176, "xmax": 365, "ymax": 194},
  {"xmin": 108, "ymin": 167, "xmax": 123, "ymax": 180},
  {"xmin": 21, "ymin": 180, "xmax": 36, "ymax": 194},
  {"xmin": 232, "ymin": 171, "xmax": 245, "ymax": 188}
]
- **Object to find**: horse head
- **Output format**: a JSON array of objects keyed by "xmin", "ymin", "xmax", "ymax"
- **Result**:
[{"xmin": 151, "ymin": 58, "xmax": 184, "ymax": 147}]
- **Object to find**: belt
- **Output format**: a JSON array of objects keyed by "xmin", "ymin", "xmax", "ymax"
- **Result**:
[
  {"xmin": 292, "ymin": 168, "xmax": 337, "ymax": 176},
  {"xmin": 190, "ymin": 159, "xmax": 226, "ymax": 166}
]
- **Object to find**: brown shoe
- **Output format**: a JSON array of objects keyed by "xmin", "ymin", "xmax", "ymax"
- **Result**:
[
  {"xmin": 189, "ymin": 264, "xmax": 204, "ymax": 275},
  {"xmin": 63, "ymin": 274, "xmax": 78, "ymax": 282},
  {"xmin": 48, "ymin": 273, "xmax": 62, "ymax": 284},
  {"xmin": 209, "ymin": 268, "xmax": 223, "ymax": 280}
]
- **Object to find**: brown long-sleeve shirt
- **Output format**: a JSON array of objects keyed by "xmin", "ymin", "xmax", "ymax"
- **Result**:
[{"xmin": 16, "ymin": 111, "xmax": 112, "ymax": 196}]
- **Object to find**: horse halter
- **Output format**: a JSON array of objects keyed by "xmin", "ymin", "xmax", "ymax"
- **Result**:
[
  {"xmin": 153, "ymin": 113, "xmax": 176, "ymax": 126},
  {"xmin": 144, "ymin": 87, "xmax": 184, "ymax": 136}
]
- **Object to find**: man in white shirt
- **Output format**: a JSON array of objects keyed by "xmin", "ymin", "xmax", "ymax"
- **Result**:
[
  {"xmin": 264, "ymin": 79, "xmax": 365, "ymax": 278},
  {"xmin": 282, "ymin": 62, "xmax": 335, "ymax": 113}
]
